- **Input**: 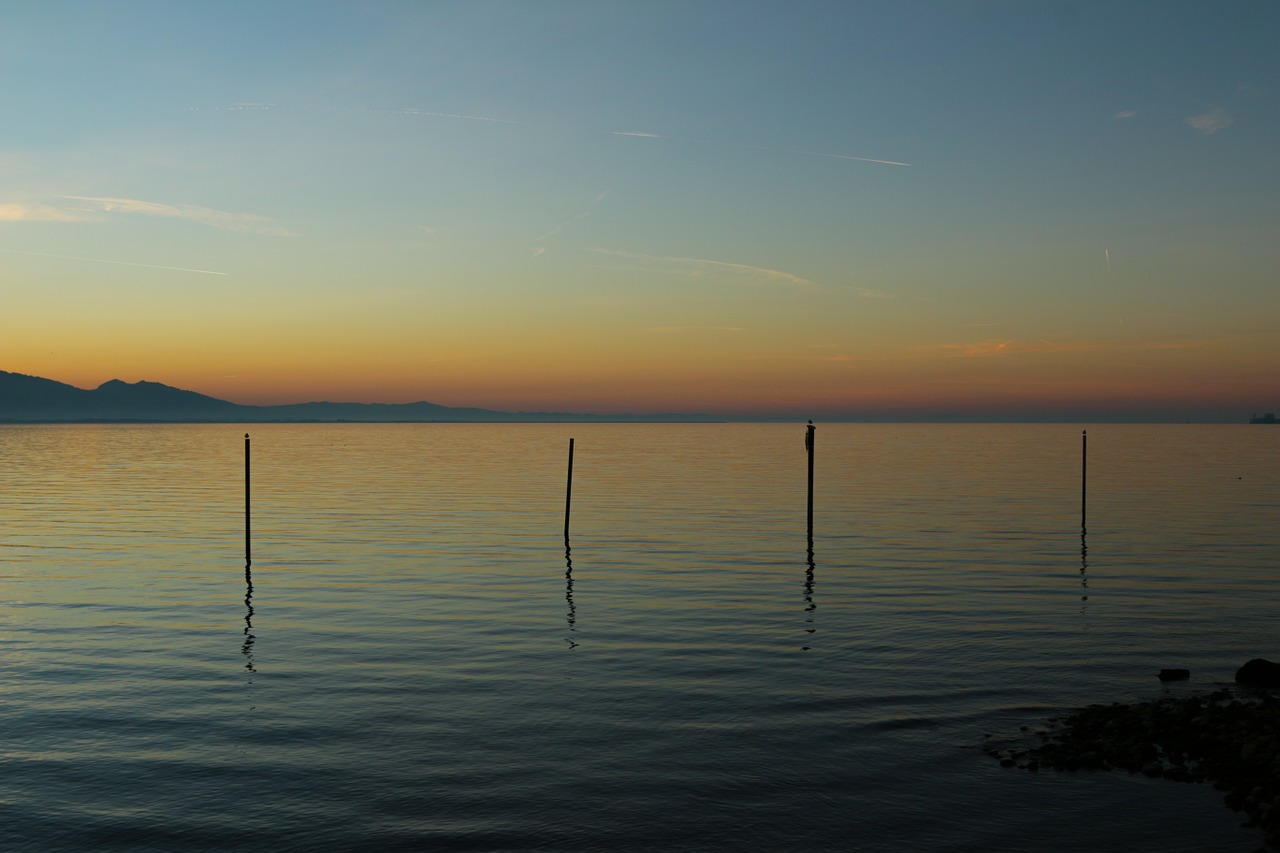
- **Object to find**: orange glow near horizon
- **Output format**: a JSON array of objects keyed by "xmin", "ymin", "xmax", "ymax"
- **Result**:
[
  {"xmin": 2, "ymin": 4, "xmax": 1276, "ymax": 425},
  {"xmin": 7, "ymin": 324, "xmax": 1270, "ymax": 421}
]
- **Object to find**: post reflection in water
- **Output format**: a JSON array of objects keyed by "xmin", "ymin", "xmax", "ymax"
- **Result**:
[
  {"xmin": 802, "ymin": 534, "xmax": 816, "ymax": 650},
  {"xmin": 564, "ymin": 541, "xmax": 578, "ymax": 649},
  {"xmin": 1079, "ymin": 531, "xmax": 1089, "ymax": 605},
  {"xmin": 242, "ymin": 561, "xmax": 256, "ymax": 673}
]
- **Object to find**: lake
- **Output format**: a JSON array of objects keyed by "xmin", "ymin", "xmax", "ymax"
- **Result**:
[{"xmin": 1, "ymin": 423, "xmax": 1277, "ymax": 851}]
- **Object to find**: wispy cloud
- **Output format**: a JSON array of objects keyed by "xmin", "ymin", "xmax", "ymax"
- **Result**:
[
  {"xmin": 1113, "ymin": 109, "xmax": 1137, "ymax": 120},
  {"xmin": 787, "ymin": 149, "xmax": 911, "ymax": 166},
  {"xmin": 0, "ymin": 247, "xmax": 229, "ymax": 275},
  {"xmin": 174, "ymin": 103, "xmax": 276, "ymax": 113},
  {"xmin": 610, "ymin": 128, "xmax": 911, "ymax": 166},
  {"xmin": 0, "ymin": 202, "xmax": 101, "ymax": 222},
  {"xmin": 930, "ymin": 338, "xmax": 1203, "ymax": 358},
  {"xmin": 1186, "ymin": 109, "xmax": 1234, "ymax": 134},
  {"xmin": 644, "ymin": 325, "xmax": 746, "ymax": 333},
  {"xmin": 531, "ymin": 190, "xmax": 609, "ymax": 257},
  {"xmin": 755, "ymin": 345, "xmax": 864, "ymax": 363},
  {"xmin": 534, "ymin": 214, "xmax": 586, "ymax": 243},
  {"xmin": 184, "ymin": 103, "xmax": 525, "ymax": 126},
  {"xmin": 61, "ymin": 196, "xmax": 296, "ymax": 235},
  {"xmin": 950, "ymin": 339, "xmax": 1016, "ymax": 357},
  {"xmin": 387, "ymin": 107, "xmax": 524, "ymax": 125},
  {"xmin": 191, "ymin": 101, "xmax": 911, "ymax": 168},
  {"xmin": 588, "ymin": 247, "xmax": 815, "ymax": 289}
]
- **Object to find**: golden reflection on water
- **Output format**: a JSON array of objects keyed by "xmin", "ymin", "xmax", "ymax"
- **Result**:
[{"xmin": 0, "ymin": 422, "xmax": 1277, "ymax": 852}]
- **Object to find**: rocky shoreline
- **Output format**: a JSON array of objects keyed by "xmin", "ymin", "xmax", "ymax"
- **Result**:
[{"xmin": 985, "ymin": 660, "xmax": 1280, "ymax": 848}]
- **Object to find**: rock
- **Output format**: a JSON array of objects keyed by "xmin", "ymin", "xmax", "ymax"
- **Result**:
[
  {"xmin": 1159, "ymin": 668, "xmax": 1191, "ymax": 681},
  {"xmin": 988, "ymin": 686, "xmax": 1280, "ymax": 843},
  {"xmin": 1236, "ymin": 659, "xmax": 1280, "ymax": 688}
]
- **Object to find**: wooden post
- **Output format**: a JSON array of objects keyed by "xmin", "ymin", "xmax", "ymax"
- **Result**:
[
  {"xmin": 564, "ymin": 438, "xmax": 575, "ymax": 542},
  {"xmin": 245, "ymin": 433, "xmax": 251, "ymax": 565},
  {"xmin": 805, "ymin": 421, "xmax": 815, "ymax": 535},
  {"xmin": 1081, "ymin": 429, "xmax": 1087, "ymax": 534}
]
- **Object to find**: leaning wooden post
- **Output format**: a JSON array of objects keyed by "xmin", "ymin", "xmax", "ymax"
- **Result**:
[
  {"xmin": 1080, "ymin": 429, "xmax": 1087, "ymax": 534},
  {"xmin": 564, "ymin": 438, "xmax": 575, "ymax": 542},
  {"xmin": 805, "ymin": 421, "xmax": 815, "ymax": 535},
  {"xmin": 245, "ymin": 433, "xmax": 252, "ymax": 565}
]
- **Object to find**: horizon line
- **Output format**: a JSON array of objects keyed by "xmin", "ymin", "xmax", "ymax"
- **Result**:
[{"xmin": 0, "ymin": 368, "xmax": 1266, "ymax": 424}]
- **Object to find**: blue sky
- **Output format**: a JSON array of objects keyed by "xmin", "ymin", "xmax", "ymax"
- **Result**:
[{"xmin": 2, "ymin": 1, "xmax": 1277, "ymax": 419}]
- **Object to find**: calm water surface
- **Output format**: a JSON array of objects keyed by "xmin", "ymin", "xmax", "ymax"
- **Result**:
[{"xmin": 1, "ymin": 423, "xmax": 1277, "ymax": 851}]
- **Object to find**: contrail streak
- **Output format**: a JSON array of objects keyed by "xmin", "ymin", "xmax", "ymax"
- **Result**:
[
  {"xmin": 199, "ymin": 101, "xmax": 914, "ymax": 167},
  {"xmin": 1105, "ymin": 248, "xmax": 1111, "ymax": 273},
  {"xmin": 789, "ymin": 149, "xmax": 912, "ymax": 166},
  {"xmin": 611, "ymin": 129, "xmax": 911, "ymax": 166},
  {"xmin": 0, "ymin": 247, "xmax": 229, "ymax": 275},
  {"xmin": 387, "ymin": 108, "xmax": 523, "ymax": 124}
]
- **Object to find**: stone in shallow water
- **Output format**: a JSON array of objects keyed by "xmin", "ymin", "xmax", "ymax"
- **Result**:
[
  {"xmin": 986, "ymin": 687, "xmax": 1280, "ymax": 847},
  {"xmin": 1236, "ymin": 659, "xmax": 1280, "ymax": 688},
  {"xmin": 1159, "ymin": 668, "xmax": 1191, "ymax": 681}
]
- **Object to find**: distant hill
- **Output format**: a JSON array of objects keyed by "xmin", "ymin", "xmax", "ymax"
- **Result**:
[{"xmin": 0, "ymin": 370, "xmax": 715, "ymax": 423}]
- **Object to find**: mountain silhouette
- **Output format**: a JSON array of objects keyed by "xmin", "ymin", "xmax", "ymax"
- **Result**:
[
  {"xmin": 0, "ymin": 372, "xmax": 246, "ymax": 421},
  {"xmin": 90, "ymin": 378, "xmax": 244, "ymax": 420},
  {"xmin": 0, "ymin": 371, "xmax": 86, "ymax": 413},
  {"xmin": 0, "ymin": 370, "xmax": 714, "ymax": 423}
]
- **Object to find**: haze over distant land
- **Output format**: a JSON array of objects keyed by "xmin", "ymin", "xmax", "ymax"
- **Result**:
[
  {"xmin": 0, "ymin": 371, "xmax": 716, "ymax": 423},
  {"xmin": 2, "ymin": 4, "xmax": 1276, "ymax": 420},
  {"xmin": 0, "ymin": 370, "xmax": 1264, "ymax": 424}
]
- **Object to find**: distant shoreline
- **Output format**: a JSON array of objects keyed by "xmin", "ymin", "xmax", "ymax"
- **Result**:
[
  {"xmin": 0, "ymin": 418, "xmax": 731, "ymax": 425},
  {"xmin": 3, "ymin": 415, "xmax": 1262, "ymax": 425},
  {"xmin": 1, "ymin": 369, "xmax": 1269, "ymax": 424}
]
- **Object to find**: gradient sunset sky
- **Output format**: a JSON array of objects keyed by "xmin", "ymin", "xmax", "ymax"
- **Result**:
[{"xmin": 2, "ymin": 1, "xmax": 1276, "ymax": 420}]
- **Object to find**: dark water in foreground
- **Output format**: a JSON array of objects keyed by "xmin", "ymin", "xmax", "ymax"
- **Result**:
[{"xmin": 1, "ymin": 423, "xmax": 1277, "ymax": 851}]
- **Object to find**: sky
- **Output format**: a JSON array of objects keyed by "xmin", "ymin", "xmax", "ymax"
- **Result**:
[{"xmin": 2, "ymin": 1, "xmax": 1277, "ymax": 421}]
